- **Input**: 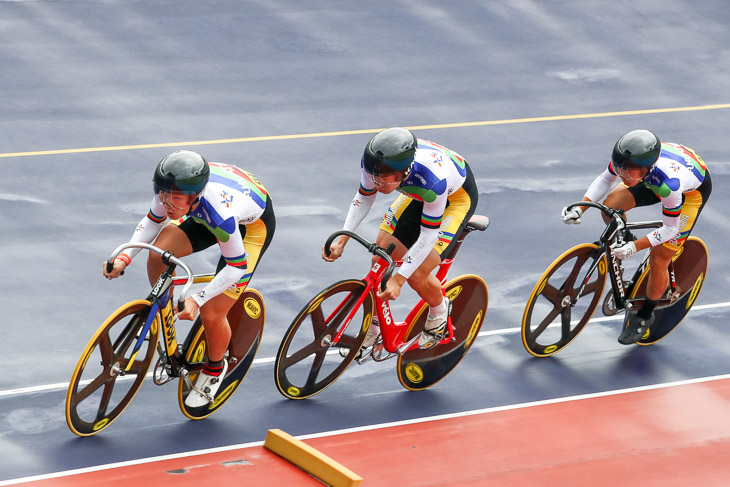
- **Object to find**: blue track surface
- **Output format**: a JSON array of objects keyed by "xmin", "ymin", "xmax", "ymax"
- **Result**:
[{"xmin": 1, "ymin": 1, "xmax": 729, "ymax": 482}]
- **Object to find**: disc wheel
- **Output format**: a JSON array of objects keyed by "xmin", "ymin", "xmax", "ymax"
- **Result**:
[
  {"xmin": 178, "ymin": 289, "xmax": 266, "ymax": 419},
  {"xmin": 275, "ymin": 279, "xmax": 374, "ymax": 399},
  {"xmin": 521, "ymin": 244, "xmax": 607, "ymax": 357},
  {"xmin": 397, "ymin": 275, "xmax": 488, "ymax": 391},
  {"xmin": 632, "ymin": 237, "xmax": 708, "ymax": 345},
  {"xmin": 65, "ymin": 300, "xmax": 159, "ymax": 436}
]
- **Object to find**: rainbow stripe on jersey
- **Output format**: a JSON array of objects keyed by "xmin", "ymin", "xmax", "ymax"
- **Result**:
[{"xmin": 209, "ymin": 163, "xmax": 268, "ymax": 210}]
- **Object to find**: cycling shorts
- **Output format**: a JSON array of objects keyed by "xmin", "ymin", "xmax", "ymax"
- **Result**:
[
  {"xmin": 176, "ymin": 198, "xmax": 276, "ymax": 299},
  {"xmin": 378, "ymin": 163, "xmax": 478, "ymax": 261},
  {"xmin": 629, "ymin": 172, "xmax": 712, "ymax": 252}
]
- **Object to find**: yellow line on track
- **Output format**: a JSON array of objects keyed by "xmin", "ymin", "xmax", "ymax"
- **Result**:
[{"xmin": 2, "ymin": 103, "xmax": 729, "ymax": 159}]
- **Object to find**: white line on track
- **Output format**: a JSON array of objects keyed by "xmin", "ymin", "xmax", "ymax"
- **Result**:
[
  {"xmin": 1, "ymin": 301, "xmax": 728, "ymax": 399},
  {"xmin": 2, "ymin": 372, "xmax": 729, "ymax": 486}
]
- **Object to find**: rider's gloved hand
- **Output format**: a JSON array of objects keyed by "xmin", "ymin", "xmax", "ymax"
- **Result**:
[
  {"xmin": 561, "ymin": 206, "xmax": 583, "ymax": 224},
  {"xmin": 611, "ymin": 241, "xmax": 636, "ymax": 260}
]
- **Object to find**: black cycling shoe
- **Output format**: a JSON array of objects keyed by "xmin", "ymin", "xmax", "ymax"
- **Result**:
[{"xmin": 618, "ymin": 312, "xmax": 655, "ymax": 345}]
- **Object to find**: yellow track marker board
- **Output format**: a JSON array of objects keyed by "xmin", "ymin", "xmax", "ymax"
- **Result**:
[{"xmin": 264, "ymin": 429, "xmax": 362, "ymax": 487}]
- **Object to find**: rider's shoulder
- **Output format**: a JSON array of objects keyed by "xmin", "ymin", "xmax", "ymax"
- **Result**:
[{"xmin": 644, "ymin": 162, "xmax": 681, "ymax": 197}]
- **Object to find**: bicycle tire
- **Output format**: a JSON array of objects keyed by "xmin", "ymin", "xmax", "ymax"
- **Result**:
[
  {"xmin": 397, "ymin": 274, "xmax": 488, "ymax": 391},
  {"xmin": 521, "ymin": 243, "xmax": 607, "ymax": 357},
  {"xmin": 630, "ymin": 237, "xmax": 708, "ymax": 345},
  {"xmin": 274, "ymin": 279, "xmax": 374, "ymax": 400},
  {"xmin": 65, "ymin": 300, "xmax": 159, "ymax": 436},
  {"xmin": 178, "ymin": 289, "xmax": 266, "ymax": 419}
]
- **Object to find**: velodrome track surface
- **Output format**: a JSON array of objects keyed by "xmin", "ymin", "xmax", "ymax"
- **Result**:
[{"xmin": 1, "ymin": 1, "xmax": 729, "ymax": 484}]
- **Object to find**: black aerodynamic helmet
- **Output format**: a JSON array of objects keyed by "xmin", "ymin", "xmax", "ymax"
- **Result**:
[
  {"xmin": 362, "ymin": 127, "xmax": 417, "ymax": 182},
  {"xmin": 153, "ymin": 150, "xmax": 210, "ymax": 195},
  {"xmin": 611, "ymin": 129, "xmax": 662, "ymax": 170}
]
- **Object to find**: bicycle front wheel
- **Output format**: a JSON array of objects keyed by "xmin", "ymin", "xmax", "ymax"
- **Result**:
[
  {"xmin": 65, "ymin": 300, "xmax": 159, "ymax": 436},
  {"xmin": 522, "ymin": 244, "xmax": 607, "ymax": 357},
  {"xmin": 275, "ymin": 279, "xmax": 374, "ymax": 399},
  {"xmin": 178, "ymin": 289, "xmax": 266, "ymax": 419}
]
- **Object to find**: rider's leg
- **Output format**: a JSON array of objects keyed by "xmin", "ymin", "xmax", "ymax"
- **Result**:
[
  {"xmin": 646, "ymin": 245, "xmax": 676, "ymax": 301},
  {"xmin": 147, "ymin": 223, "xmax": 193, "ymax": 285},
  {"xmin": 373, "ymin": 231, "xmax": 443, "ymax": 307},
  {"xmin": 633, "ymin": 244, "xmax": 675, "ymax": 322},
  {"xmin": 198, "ymin": 293, "xmax": 236, "ymax": 362},
  {"xmin": 601, "ymin": 184, "xmax": 636, "ymax": 222},
  {"xmin": 185, "ymin": 293, "xmax": 236, "ymax": 407},
  {"xmin": 407, "ymin": 250, "xmax": 445, "ymax": 308},
  {"xmin": 601, "ymin": 185, "xmax": 640, "ymax": 240}
]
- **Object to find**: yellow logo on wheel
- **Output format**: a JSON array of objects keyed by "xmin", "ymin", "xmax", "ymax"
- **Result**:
[
  {"xmin": 93, "ymin": 418, "xmax": 109, "ymax": 431},
  {"xmin": 192, "ymin": 342, "xmax": 206, "ymax": 363},
  {"xmin": 362, "ymin": 313, "xmax": 372, "ymax": 334},
  {"xmin": 287, "ymin": 386, "xmax": 301, "ymax": 397},
  {"xmin": 308, "ymin": 297, "xmax": 325, "ymax": 314},
  {"xmin": 536, "ymin": 279, "xmax": 547, "ymax": 296},
  {"xmin": 404, "ymin": 363, "xmax": 424, "ymax": 384},
  {"xmin": 244, "ymin": 297, "xmax": 261, "ymax": 319},
  {"xmin": 465, "ymin": 311, "xmax": 482, "ymax": 348},
  {"xmin": 686, "ymin": 273, "xmax": 704, "ymax": 310},
  {"xmin": 446, "ymin": 286, "xmax": 463, "ymax": 301},
  {"xmin": 210, "ymin": 380, "xmax": 239, "ymax": 409}
]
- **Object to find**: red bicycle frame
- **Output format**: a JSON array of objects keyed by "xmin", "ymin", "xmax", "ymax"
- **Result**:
[{"xmin": 327, "ymin": 243, "xmax": 460, "ymax": 356}]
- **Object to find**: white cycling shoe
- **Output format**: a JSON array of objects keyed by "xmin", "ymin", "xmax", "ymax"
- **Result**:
[
  {"xmin": 185, "ymin": 360, "xmax": 228, "ymax": 408},
  {"xmin": 418, "ymin": 298, "xmax": 452, "ymax": 349}
]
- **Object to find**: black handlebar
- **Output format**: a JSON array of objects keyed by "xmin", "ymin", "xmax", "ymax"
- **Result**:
[
  {"xmin": 567, "ymin": 201, "xmax": 625, "ymax": 219},
  {"xmin": 324, "ymin": 230, "xmax": 397, "ymax": 293}
]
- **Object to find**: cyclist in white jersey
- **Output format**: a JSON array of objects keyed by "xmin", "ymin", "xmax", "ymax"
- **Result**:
[
  {"xmin": 561, "ymin": 130, "xmax": 711, "ymax": 344},
  {"xmin": 103, "ymin": 150, "xmax": 275, "ymax": 407},
  {"xmin": 324, "ymin": 128, "xmax": 479, "ymax": 351}
]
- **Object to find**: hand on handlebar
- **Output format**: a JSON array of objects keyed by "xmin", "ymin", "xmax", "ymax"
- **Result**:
[
  {"xmin": 102, "ymin": 259, "xmax": 127, "ymax": 280},
  {"xmin": 322, "ymin": 236, "xmax": 346, "ymax": 262},
  {"xmin": 561, "ymin": 206, "xmax": 583, "ymax": 225},
  {"xmin": 376, "ymin": 273, "xmax": 406, "ymax": 302},
  {"xmin": 611, "ymin": 241, "xmax": 636, "ymax": 260},
  {"xmin": 176, "ymin": 296, "xmax": 200, "ymax": 321}
]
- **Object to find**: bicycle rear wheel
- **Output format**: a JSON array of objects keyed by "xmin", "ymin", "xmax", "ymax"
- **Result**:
[
  {"xmin": 275, "ymin": 279, "xmax": 374, "ymax": 399},
  {"xmin": 521, "ymin": 243, "xmax": 607, "ymax": 357},
  {"xmin": 631, "ymin": 237, "xmax": 708, "ymax": 345},
  {"xmin": 397, "ymin": 274, "xmax": 488, "ymax": 391},
  {"xmin": 65, "ymin": 300, "xmax": 159, "ymax": 436},
  {"xmin": 178, "ymin": 289, "xmax": 266, "ymax": 419}
]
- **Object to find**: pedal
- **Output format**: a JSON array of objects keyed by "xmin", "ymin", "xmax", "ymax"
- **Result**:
[
  {"xmin": 602, "ymin": 291, "xmax": 619, "ymax": 316},
  {"xmin": 602, "ymin": 284, "xmax": 629, "ymax": 316},
  {"xmin": 373, "ymin": 338, "xmax": 399, "ymax": 362},
  {"xmin": 355, "ymin": 347, "xmax": 373, "ymax": 364},
  {"xmin": 152, "ymin": 356, "xmax": 175, "ymax": 385},
  {"xmin": 397, "ymin": 334, "xmax": 421, "ymax": 355}
]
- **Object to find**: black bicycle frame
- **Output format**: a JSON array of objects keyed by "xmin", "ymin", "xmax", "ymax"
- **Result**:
[{"xmin": 571, "ymin": 218, "xmax": 676, "ymax": 313}]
